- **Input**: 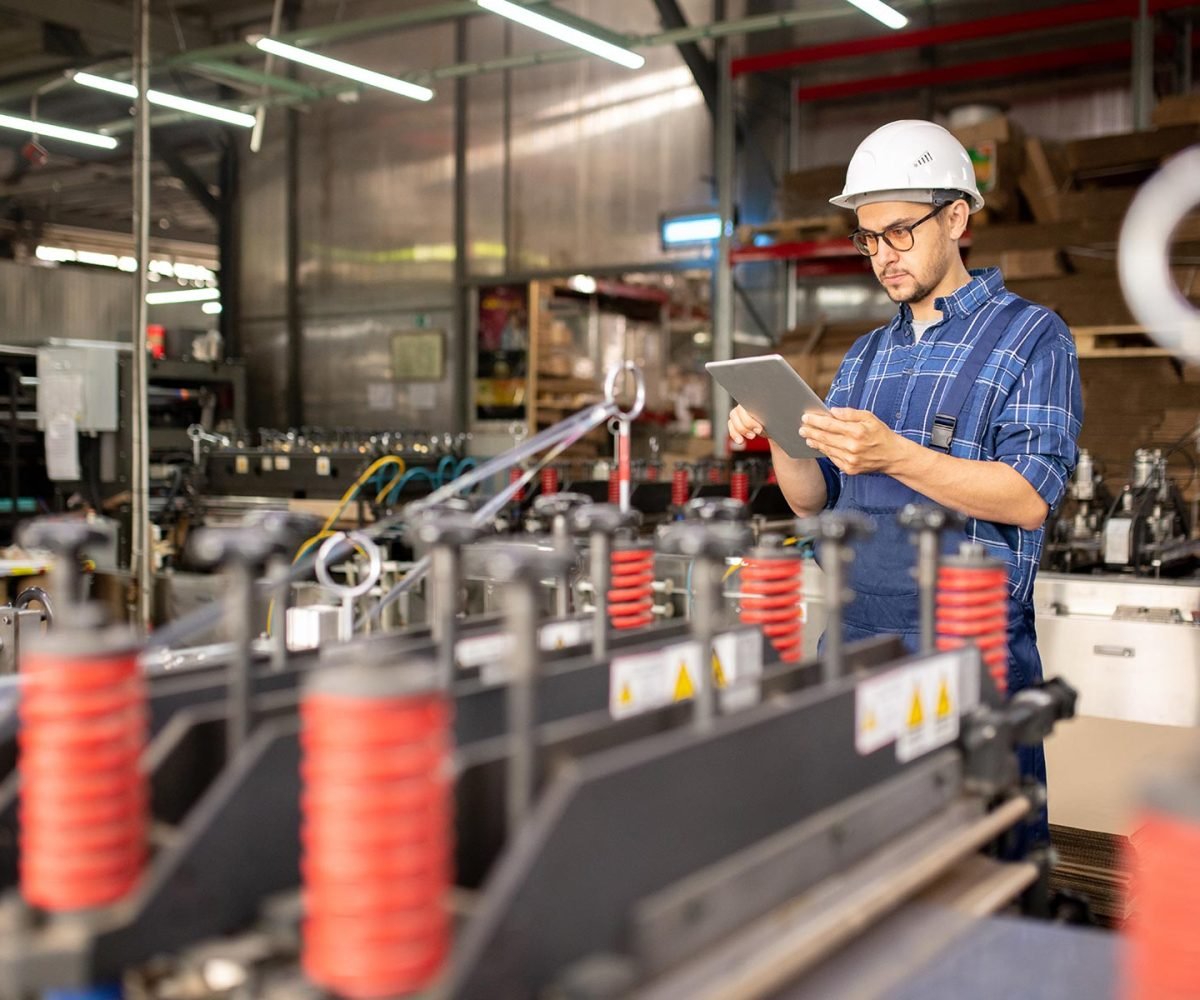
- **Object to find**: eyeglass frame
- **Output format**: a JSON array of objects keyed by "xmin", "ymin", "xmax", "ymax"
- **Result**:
[{"xmin": 849, "ymin": 201, "xmax": 952, "ymax": 257}]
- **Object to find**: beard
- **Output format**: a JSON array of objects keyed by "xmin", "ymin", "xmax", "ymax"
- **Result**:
[{"xmin": 876, "ymin": 242, "xmax": 952, "ymax": 304}]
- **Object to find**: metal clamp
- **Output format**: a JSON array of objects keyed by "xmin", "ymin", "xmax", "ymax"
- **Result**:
[
  {"xmin": 315, "ymin": 532, "xmax": 384, "ymax": 600},
  {"xmin": 603, "ymin": 361, "xmax": 647, "ymax": 421}
]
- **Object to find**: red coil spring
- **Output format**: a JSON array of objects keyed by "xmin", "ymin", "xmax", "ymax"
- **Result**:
[
  {"xmin": 540, "ymin": 466, "xmax": 559, "ymax": 497},
  {"xmin": 609, "ymin": 548, "xmax": 655, "ymax": 630},
  {"xmin": 739, "ymin": 557, "xmax": 803, "ymax": 662},
  {"xmin": 302, "ymin": 688, "xmax": 452, "ymax": 1000},
  {"xmin": 936, "ymin": 564, "xmax": 1009, "ymax": 694},
  {"xmin": 646, "ymin": 462, "xmax": 661, "ymax": 482},
  {"xmin": 766, "ymin": 467, "xmax": 778, "ymax": 485},
  {"xmin": 19, "ymin": 647, "xmax": 147, "ymax": 912},
  {"xmin": 509, "ymin": 466, "xmax": 526, "ymax": 502},
  {"xmin": 708, "ymin": 462, "xmax": 723, "ymax": 485},
  {"xmin": 730, "ymin": 467, "xmax": 750, "ymax": 504},
  {"xmin": 671, "ymin": 465, "xmax": 690, "ymax": 507},
  {"xmin": 608, "ymin": 468, "xmax": 620, "ymax": 505},
  {"xmin": 1124, "ymin": 808, "xmax": 1200, "ymax": 999}
]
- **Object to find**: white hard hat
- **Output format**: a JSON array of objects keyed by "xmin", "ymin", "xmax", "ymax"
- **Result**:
[{"xmin": 829, "ymin": 120, "xmax": 985, "ymax": 213}]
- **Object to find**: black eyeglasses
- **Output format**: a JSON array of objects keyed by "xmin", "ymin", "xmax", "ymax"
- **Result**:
[{"xmin": 850, "ymin": 202, "xmax": 950, "ymax": 257}]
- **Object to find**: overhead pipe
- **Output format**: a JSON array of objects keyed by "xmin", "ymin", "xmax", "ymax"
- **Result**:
[
  {"xmin": 732, "ymin": 0, "xmax": 1200, "ymax": 78},
  {"xmin": 794, "ymin": 40, "xmax": 1135, "ymax": 103}
]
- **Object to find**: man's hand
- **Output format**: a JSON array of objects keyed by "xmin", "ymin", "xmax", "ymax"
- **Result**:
[
  {"xmin": 728, "ymin": 404, "xmax": 765, "ymax": 447},
  {"xmin": 800, "ymin": 407, "xmax": 911, "ymax": 476}
]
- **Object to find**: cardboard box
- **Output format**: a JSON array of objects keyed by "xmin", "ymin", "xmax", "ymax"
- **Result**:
[
  {"xmin": 1152, "ymin": 94, "xmax": 1200, "ymax": 128},
  {"xmin": 951, "ymin": 115, "xmax": 1022, "ymax": 147},
  {"xmin": 970, "ymin": 247, "xmax": 1066, "ymax": 280},
  {"xmin": 1064, "ymin": 124, "xmax": 1200, "ymax": 177}
]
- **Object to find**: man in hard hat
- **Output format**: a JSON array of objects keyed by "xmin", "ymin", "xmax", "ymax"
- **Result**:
[{"xmin": 729, "ymin": 120, "xmax": 1082, "ymax": 847}]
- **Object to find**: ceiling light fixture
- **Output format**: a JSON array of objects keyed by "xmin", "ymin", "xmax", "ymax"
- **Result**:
[
  {"xmin": 250, "ymin": 37, "xmax": 434, "ymax": 102},
  {"xmin": 145, "ymin": 287, "xmax": 220, "ymax": 305},
  {"xmin": 72, "ymin": 72, "xmax": 257, "ymax": 128},
  {"xmin": 474, "ymin": 0, "xmax": 644, "ymax": 70},
  {"xmin": 843, "ymin": 0, "xmax": 908, "ymax": 30},
  {"xmin": 0, "ymin": 111, "xmax": 117, "ymax": 149}
]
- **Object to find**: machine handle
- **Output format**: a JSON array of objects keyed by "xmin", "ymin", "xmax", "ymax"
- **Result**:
[{"xmin": 1094, "ymin": 644, "xmax": 1135, "ymax": 658}]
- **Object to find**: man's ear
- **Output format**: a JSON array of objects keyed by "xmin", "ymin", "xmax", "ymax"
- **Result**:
[{"xmin": 946, "ymin": 200, "xmax": 971, "ymax": 241}]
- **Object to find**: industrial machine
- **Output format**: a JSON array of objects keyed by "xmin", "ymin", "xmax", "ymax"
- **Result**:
[
  {"xmin": 1042, "ymin": 445, "xmax": 1196, "ymax": 577},
  {"xmin": 0, "ymin": 361, "xmax": 1088, "ymax": 999}
]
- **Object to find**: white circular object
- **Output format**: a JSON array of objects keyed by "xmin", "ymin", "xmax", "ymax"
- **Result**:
[
  {"xmin": 1118, "ymin": 146, "xmax": 1200, "ymax": 365},
  {"xmin": 315, "ymin": 531, "xmax": 383, "ymax": 600},
  {"xmin": 604, "ymin": 361, "xmax": 647, "ymax": 421}
]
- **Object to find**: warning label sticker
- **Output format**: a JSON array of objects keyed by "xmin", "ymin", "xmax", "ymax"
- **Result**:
[
  {"xmin": 713, "ymin": 629, "xmax": 765, "ymax": 712},
  {"xmin": 468, "ymin": 619, "xmax": 593, "ymax": 684},
  {"xmin": 609, "ymin": 640, "xmax": 702, "ymax": 719},
  {"xmin": 855, "ymin": 650, "xmax": 978, "ymax": 761}
]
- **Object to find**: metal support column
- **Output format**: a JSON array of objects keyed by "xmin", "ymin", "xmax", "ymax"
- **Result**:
[
  {"xmin": 783, "ymin": 78, "xmax": 799, "ymax": 336},
  {"xmin": 218, "ymin": 137, "xmax": 240, "ymax": 360},
  {"xmin": 713, "ymin": 38, "xmax": 735, "ymax": 453},
  {"xmin": 130, "ymin": 0, "xmax": 151, "ymax": 630},
  {"xmin": 1132, "ymin": 0, "xmax": 1154, "ymax": 131},
  {"xmin": 453, "ymin": 18, "xmax": 470, "ymax": 435},
  {"xmin": 284, "ymin": 103, "xmax": 302, "ymax": 427}
]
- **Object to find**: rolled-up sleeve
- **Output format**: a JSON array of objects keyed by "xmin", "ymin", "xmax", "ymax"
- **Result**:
[{"xmin": 991, "ymin": 326, "xmax": 1083, "ymax": 510}]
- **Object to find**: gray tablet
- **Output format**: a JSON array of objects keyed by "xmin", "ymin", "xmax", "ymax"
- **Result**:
[{"xmin": 706, "ymin": 354, "xmax": 830, "ymax": 459}]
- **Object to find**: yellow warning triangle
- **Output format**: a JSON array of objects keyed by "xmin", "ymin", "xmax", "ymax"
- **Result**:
[
  {"xmin": 907, "ymin": 687, "xmax": 924, "ymax": 729},
  {"xmin": 674, "ymin": 662, "xmax": 696, "ymax": 701},
  {"xmin": 936, "ymin": 679, "xmax": 952, "ymax": 719},
  {"xmin": 712, "ymin": 651, "xmax": 727, "ymax": 689},
  {"xmin": 619, "ymin": 682, "xmax": 633, "ymax": 707}
]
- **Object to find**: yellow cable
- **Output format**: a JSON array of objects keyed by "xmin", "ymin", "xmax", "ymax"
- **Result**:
[
  {"xmin": 723, "ymin": 560, "xmax": 743, "ymax": 581},
  {"xmin": 267, "ymin": 455, "xmax": 405, "ymax": 636}
]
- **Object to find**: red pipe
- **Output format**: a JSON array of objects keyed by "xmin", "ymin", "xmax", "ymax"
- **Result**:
[
  {"xmin": 732, "ymin": 0, "xmax": 1197, "ymax": 78},
  {"xmin": 795, "ymin": 40, "xmax": 1132, "ymax": 104}
]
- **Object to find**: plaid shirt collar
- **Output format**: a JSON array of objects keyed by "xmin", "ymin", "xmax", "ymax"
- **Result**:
[{"xmin": 894, "ymin": 266, "xmax": 1007, "ymax": 327}]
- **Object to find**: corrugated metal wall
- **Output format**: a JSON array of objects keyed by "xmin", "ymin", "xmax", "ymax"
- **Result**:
[
  {"xmin": 0, "ymin": 261, "xmax": 130, "ymax": 346},
  {"xmin": 237, "ymin": 1, "xmax": 715, "ymax": 431}
]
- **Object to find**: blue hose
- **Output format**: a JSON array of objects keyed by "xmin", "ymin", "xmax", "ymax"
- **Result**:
[
  {"xmin": 454, "ymin": 457, "xmax": 478, "ymax": 479},
  {"xmin": 436, "ymin": 454, "xmax": 458, "ymax": 488},
  {"xmin": 382, "ymin": 466, "xmax": 439, "ymax": 506}
]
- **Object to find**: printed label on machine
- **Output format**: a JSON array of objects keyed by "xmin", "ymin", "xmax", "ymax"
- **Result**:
[
  {"xmin": 467, "ymin": 619, "xmax": 594, "ymax": 684},
  {"xmin": 854, "ymin": 650, "xmax": 978, "ymax": 762},
  {"xmin": 609, "ymin": 640, "xmax": 704, "ymax": 719},
  {"xmin": 713, "ymin": 628, "xmax": 765, "ymax": 712},
  {"xmin": 609, "ymin": 631, "xmax": 763, "ymax": 719}
]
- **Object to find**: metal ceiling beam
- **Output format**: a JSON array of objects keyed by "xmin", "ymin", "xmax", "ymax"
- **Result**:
[
  {"xmin": 186, "ymin": 60, "xmax": 324, "ymax": 100},
  {"xmin": 0, "ymin": 0, "xmax": 208, "ymax": 54},
  {"xmin": 650, "ymin": 0, "xmax": 719, "ymax": 120},
  {"xmin": 155, "ymin": 144, "xmax": 219, "ymax": 220}
]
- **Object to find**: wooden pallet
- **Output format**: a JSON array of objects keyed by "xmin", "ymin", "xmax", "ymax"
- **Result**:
[
  {"xmin": 1070, "ymin": 325, "xmax": 1173, "ymax": 359},
  {"xmin": 736, "ymin": 214, "xmax": 850, "ymax": 247}
]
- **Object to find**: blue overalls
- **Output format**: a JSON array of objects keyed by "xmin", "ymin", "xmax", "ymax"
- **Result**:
[{"xmin": 829, "ymin": 299, "xmax": 1049, "ymax": 848}]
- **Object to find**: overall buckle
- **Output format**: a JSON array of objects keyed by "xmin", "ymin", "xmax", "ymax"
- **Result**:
[{"xmin": 930, "ymin": 414, "xmax": 956, "ymax": 452}]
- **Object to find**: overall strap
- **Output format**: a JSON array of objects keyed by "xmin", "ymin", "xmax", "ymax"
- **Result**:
[
  {"xmin": 928, "ymin": 298, "xmax": 1028, "ymax": 453},
  {"xmin": 845, "ymin": 327, "xmax": 889, "ymax": 412}
]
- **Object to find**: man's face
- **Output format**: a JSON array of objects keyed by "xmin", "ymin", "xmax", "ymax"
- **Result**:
[{"xmin": 855, "ymin": 200, "xmax": 964, "ymax": 306}]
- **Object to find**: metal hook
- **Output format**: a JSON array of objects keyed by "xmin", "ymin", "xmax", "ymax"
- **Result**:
[{"xmin": 603, "ymin": 361, "xmax": 647, "ymax": 421}]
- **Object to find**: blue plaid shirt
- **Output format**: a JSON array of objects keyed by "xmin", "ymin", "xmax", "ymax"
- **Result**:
[{"xmin": 819, "ymin": 267, "xmax": 1083, "ymax": 604}]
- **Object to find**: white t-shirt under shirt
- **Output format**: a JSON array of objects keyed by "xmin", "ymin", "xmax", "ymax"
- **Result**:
[{"xmin": 911, "ymin": 317, "xmax": 939, "ymax": 342}]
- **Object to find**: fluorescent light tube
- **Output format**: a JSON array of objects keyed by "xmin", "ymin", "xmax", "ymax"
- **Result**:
[
  {"xmin": 475, "ymin": 0, "xmax": 644, "ymax": 69},
  {"xmin": 145, "ymin": 287, "xmax": 220, "ymax": 305},
  {"xmin": 843, "ymin": 0, "xmax": 908, "ymax": 30},
  {"xmin": 0, "ymin": 111, "xmax": 117, "ymax": 149},
  {"xmin": 661, "ymin": 212, "xmax": 723, "ymax": 247},
  {"xmin": 251, "ymin": 37, "xmax": 434, "ymax": 102},
  {"xmin": 73, "ymin": 72, "xmax": 256, "ymax": 128}
]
